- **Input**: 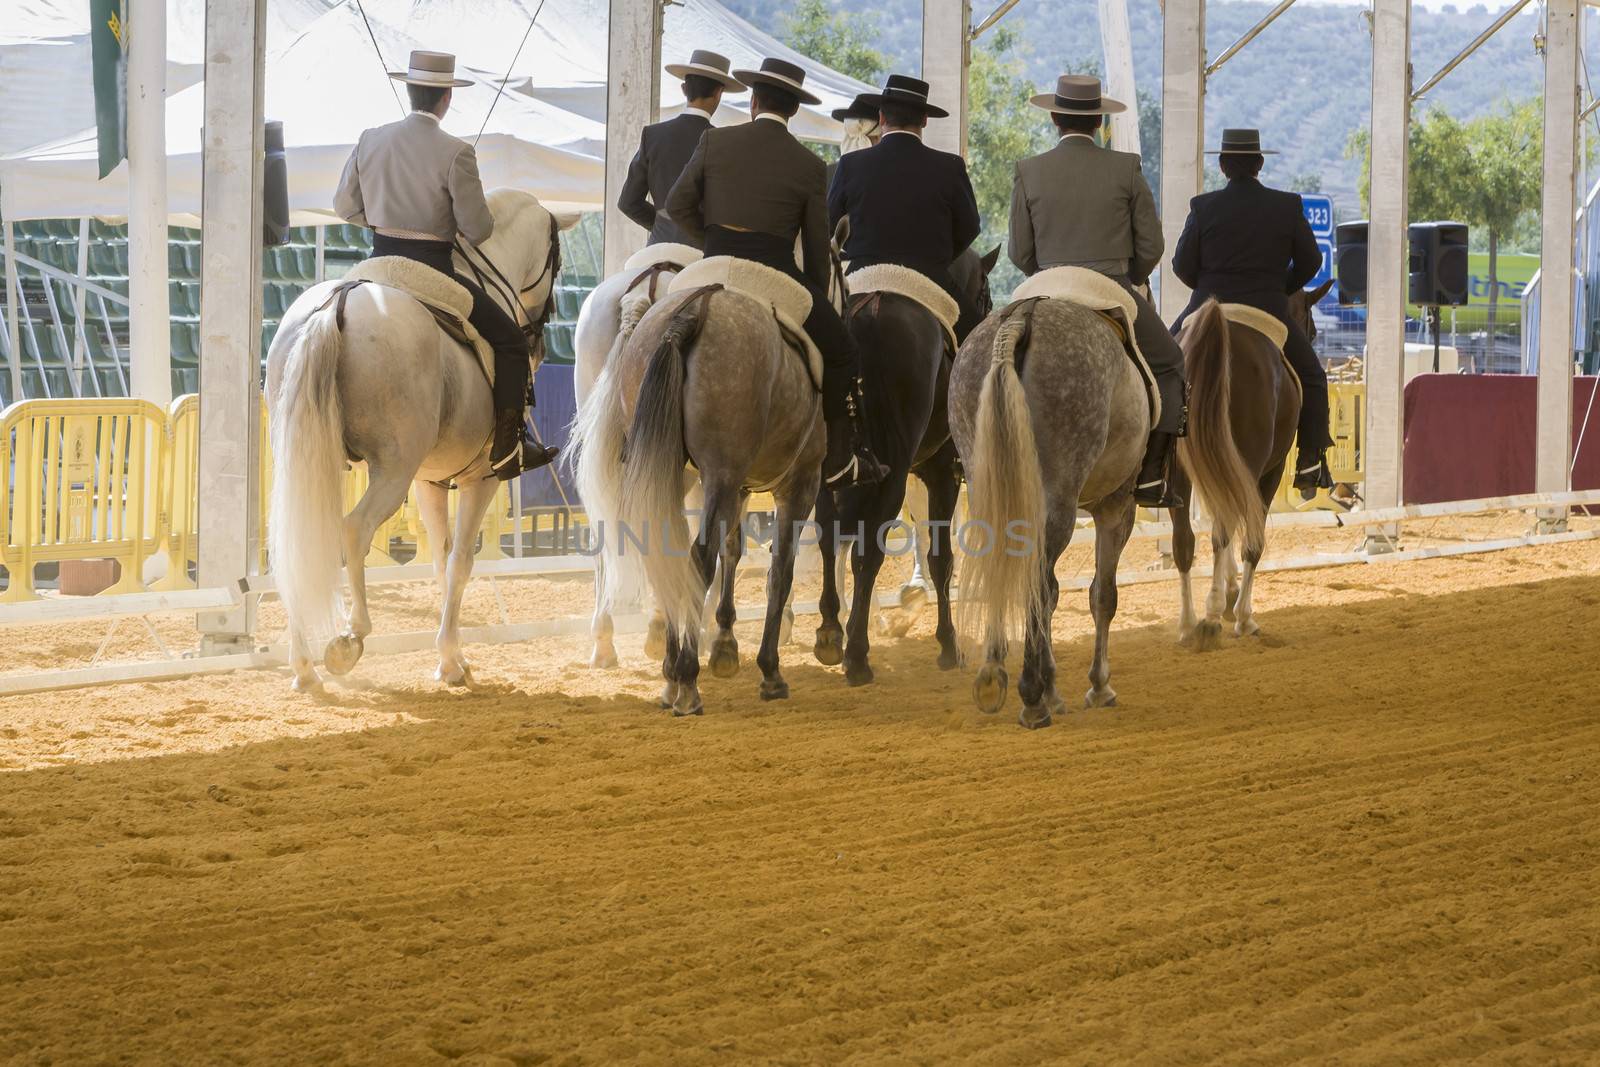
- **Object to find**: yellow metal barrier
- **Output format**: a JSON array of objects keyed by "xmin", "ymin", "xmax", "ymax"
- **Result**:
[
  {"xmin": 1274, "ymin": 382, "xmax": 1365, "ymax": 512},
  {"xmin": 1, "ymin": 398, "xmax": 170, "ymax": 602}
]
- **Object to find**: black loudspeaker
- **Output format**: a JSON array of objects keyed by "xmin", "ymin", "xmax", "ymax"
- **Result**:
[
  {"xmin": 1407, "ymin": 221, "xmax": 1469, "ymax": 306},
  {"xmin": 264, "ymin": 120, "xmax": 290, "ymax": 247},
  {"xmin": 1334, "ymin": 220, "xmax": 1368, "ymax": 305}
]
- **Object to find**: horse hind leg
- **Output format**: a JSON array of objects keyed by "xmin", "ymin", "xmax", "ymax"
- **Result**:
[
  {"xmin": 919, "ymin": 445, "xmax": 962, "ymax": 670},
  {"xmin": 435, "ymin": 477, "xmax": 499, "ymax": 685},
  {"xmin": 812, "ymin": 489, "xmax": 845, "ymax": 666},
  {"xmin": 326, "ymin": 464, "xmax": 412, "ymax": 677},
  {"xmin": 1234, "ymin": 474, "xmax": 1275, "ymax": 638},
  {"xmin": 1193, "ymin": 527, "xmax": 1232, "ymax": 652},
  {"xmin": 671, "ymin": 482, "xmax": 737, "ymax": 716},
  {"xmin": 706, "ymin": 507, "xmax": 744, "ymax": 680},
  {"xmin": 1017, "ymin": 508, "xmax": 1074, "ymax": 726},
  {"xmin": 1083, "ymin": 497, "xmax": 1136, "ymax": 711},
  {"xmin": 588, "ymin": 552, "xmax": 619, "ymax": 669},
  {"xmin": 758, "ymin": 474, "xmax": 817, "ymax": 701}
]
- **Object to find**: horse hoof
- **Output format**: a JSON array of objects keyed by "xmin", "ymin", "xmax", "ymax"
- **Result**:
[
  {"xmin": 672, "ymin": 691, "xmax": 704, "ymax": 717},
  {"xmin": 437, "ymin": 660, "xmax": 471, "ymax": 687},
  {"xmin": 1192, "ymin": 620, "xmax": 1224, "ymax": 652},
  {"xmin": 291, "ymin": 672, "xmax": 322, "ymax": 694},
  {"xmin": 1019, "ymin": 707, "xmax": 1053, "ymax": 730},
  {"xmin": 898, "ymin": 584, "xmax": 928, "ymax": 612},
  {"xmin": 323, "ymin": 634, "xmax": 364, "ymax": 676},
  {"xmin": 973, "ymin": 664, "xmax": 1008, "ymax": 714},
  {"xmin": 589, "ymin": 646, "xmax": 619, "ymax": 670},
  {"xmin": 845, "ymin": 661, "xmax": 874, "ymax": 687},
  {"xmin": 658, "ymin": 681, "xmax": 679, "ymax": 709},
  {"xmin": 1235, "ymin": 618, "xmax": 1260, "ymax": 638},
  {"xmin": 814, "ymin": 626, "xmax": 844, "ymax": 667},
  {"xmin": 937, "ymin": 645, "xmax": 960, "ymax": 671},
  {"xmin": 709, "ymin": 635, "xmax": 740, "ymax": 678},
  {"xmin": 1085, "ymin": 686, "xmax": 1117, "ymax": 709},
  {"xmin": 760, "ymin": 679, "xmax": 790, "ymax": 702},
  {"xmin": 644, "ymin": 618, "xmax": 668, "ymax": 660}
]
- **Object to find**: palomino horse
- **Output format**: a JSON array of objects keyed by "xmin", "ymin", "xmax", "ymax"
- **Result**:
[
  {"xmin": 949, "ymin": 294, "xmax": 1151, "ymax": 728},
  {"xmin": 1171, "ymin": 281, "xmax": 1331, "ymax": 646},
  {"xmin": 580, "ymin": 249, "xmax": 846, "ymax": 715},
  {"xmin": 266, "ymin": 189, "xmax": 571, "ymax": 690},
  {"xmin": 814, "ymin": 246, "xmax": 998, "ymax": 685}
]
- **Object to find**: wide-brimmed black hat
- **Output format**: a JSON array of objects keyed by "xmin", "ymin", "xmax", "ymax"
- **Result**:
[
  {"xmin": 857, "ymin": 74, "xmax": 949, "ymax": 118},
  {"xmin": 1028, "ymin": 74, "xmax": 1126, "ymax": 116},
  {"xmin": 664, "ymin": 50, "xmax": 746, "ymax": 92},
  {"xmin": 733, "ymin": 57, "xmax": 822, "ymax": 106},
  {"xmin": 1206, "ymin": 128, "xmax": 1278, "ymax": 155},
  {"xmin": 831, "ymin": 94, "xmax": 879, "ymax": 122}
]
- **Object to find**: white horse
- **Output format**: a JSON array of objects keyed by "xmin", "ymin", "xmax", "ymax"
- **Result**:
[{"xmin": 266, "ymin": 189, "xmax": 573, "ymax": 690}]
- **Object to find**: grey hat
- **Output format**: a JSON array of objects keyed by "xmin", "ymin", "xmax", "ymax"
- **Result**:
[
  {"xmin": 1028, "ymin": 74, "xmax": 1126, "ymax": 116},
  {"xmin": 1207, "ymin": 128, "xmax": 1278, "ymax": 155},
  {"xmin": 665, "ymin": 50, "xmax": 746, "ymax": 92},
  {"xmin": 389, "ymin": 50, "xmax": 473, "ymax": 89}
]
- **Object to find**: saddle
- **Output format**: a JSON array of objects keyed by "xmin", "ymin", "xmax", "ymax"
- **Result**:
[
  {"xmin": 333, "ymin": 256, "xmax": 497, "ymax": 386},
  {"xmin": 1214, "ymin": 303, "xmax": 1303, "ymax": 405},
  {"xmin": 843, "ymin": 263, "xmax": 959, "ymax": 354},
  {"xmin": 1010, "ymin": 266, "xmax": 1160, "ymax": 425},
  {"xmin": 667, "ymin": 255, "xmax": 823, "ymax": 390}
]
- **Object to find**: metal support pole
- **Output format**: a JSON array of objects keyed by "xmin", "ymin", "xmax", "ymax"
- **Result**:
[
  {"xmin": 196, "ymin": 0, "xmax": 267, "ymax": 649},
  {"xmin": 1364, "ymin": 0, "xmax": 1412, "ymax": 550},
  {"xmin": 72, "ymin": 218, "xmax": 90, "ymax": 393},
  {"xmin": 3, "ymin": 224, "xmax": 20, "ymax": 401},
  {"xmin": 923, "ymin": 0, "xmax": 972, "ymax": 156},
  {"xmin": 1411, "ymin": 0, "xmax": 1533, "ymax": 101},
  {"xmin": 127, "ymin": 0, "xmax": 171, "ymax": 406},
  {"xmin": 602, "ymin": 0, "xmax": 662, "ymax": 277},
  {"xmin": 970, "ymin": 0, "xmax": 1022, "ymax": 41},
  {"xmin": 1159, "ymin": 0, "xmax": 1205, "ymax": 322},
  {"xmin": 1537, "ymin": 0, "xmax": 1580, "ymax": 529},
  {"xmin": 1206, "ymin": 0, "xmax": 1298, "ymax": 77},
  {"xmin": 1099, "ymin": 0, "xmax": 1140, "ymax": 155}
]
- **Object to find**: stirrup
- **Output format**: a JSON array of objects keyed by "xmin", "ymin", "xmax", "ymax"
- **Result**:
[{"xmin": 1134, "ymin": 477, "xmax": 1183, "ymax": 509}]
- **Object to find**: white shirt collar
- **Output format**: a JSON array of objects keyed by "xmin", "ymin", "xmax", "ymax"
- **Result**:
[
  {"xmin": 683, "ymin": 105, "xmax": 715, "ymax": 122},
  {"xmin": 755, "ymin": 112, "xmax": 790, "ymax": 127},
  {"xmin": 883, "ymin": 129, "xmax": 922, "ymax": 141},
  {"xmin": 1060, "ymin": 132, "xmax": 1097, "ymax": 143},
  {"xmin": 410, "ymin": 110, "xmax": 441, "ymax": 125}
]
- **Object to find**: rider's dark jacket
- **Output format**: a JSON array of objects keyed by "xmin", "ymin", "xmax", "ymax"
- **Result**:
[{"xmin": 617, "ymin": 109, "xmax": 714, "ymax": 248}]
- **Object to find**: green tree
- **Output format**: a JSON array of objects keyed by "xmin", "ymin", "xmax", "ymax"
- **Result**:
[
  {"xmin": 778, "ymin": 0, "xmax": 888, "ymax": 83},
  {"xmin": 967, "ymin": 26, "xmax": 1055, "ymax": 296},
  {"xmin": 1348, "ymin": 99, "xmax": 1542, "ymax": 341}
]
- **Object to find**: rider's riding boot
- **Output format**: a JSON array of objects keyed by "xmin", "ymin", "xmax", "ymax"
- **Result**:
[
  {"xmin": 823, "ymin": 379, "xmax": 889, "ymax": 491},
  {"xmin": 1293, "ymin": 447, "xmax": 1335, "ymax": 498},
  {"xmin": 490, "ymin": 407, "xmax": 558, "ymax": 480},
  {"xmin": 1133, "ymin": 431, "xmax": 1184, "ymax": 509}
]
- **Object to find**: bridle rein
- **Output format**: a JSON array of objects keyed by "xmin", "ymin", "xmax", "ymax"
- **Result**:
[{"xmin": 453, "ymin": 210, "xmax": 562, "ymax": 359}]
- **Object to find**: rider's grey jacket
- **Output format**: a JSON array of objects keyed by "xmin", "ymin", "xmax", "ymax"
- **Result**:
[
  {"xmin": 334, "ymin": 111, "xmax": 494, "ymax": 244},
  {"xmin": 1008, "ymin": 135, "xmax": 1163, "ymax": 285}
]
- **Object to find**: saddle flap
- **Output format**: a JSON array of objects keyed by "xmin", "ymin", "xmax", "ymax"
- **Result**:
[
  {"xmin": 669, "ymin": 256, "xmax": 822, "ymax": 391},
  {"xmin": 339, "ymin": 256, "xmax": 495, "ymax": 387},
  {"xmin": 1217, "ymin": 302, "xmax": 1288, "ymax": 350},
  {"xmin": 844, "ymin": 263, "xmax": 959, "ymax": 352}
]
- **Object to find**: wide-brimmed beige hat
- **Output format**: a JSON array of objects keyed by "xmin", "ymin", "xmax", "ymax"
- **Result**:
[
  {"xmin": 733, "ymin": 57, "xmax": 822, "ymax": 106},
  {"xmin": 1029, "ymin": 74, "xmax": 1126, "ymax": 116},
  {"xmin": 389, "ymin": 50, "xmax": 473, "ymax": 88},
  {"xmin": 665, "ymin": 49, "xmax": 746, "ymax": 92}
]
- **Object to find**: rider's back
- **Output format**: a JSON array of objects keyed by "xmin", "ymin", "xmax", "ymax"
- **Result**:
[{"xmin": 334, "ymin": 112, "xmax": 493, "ymax": 245}]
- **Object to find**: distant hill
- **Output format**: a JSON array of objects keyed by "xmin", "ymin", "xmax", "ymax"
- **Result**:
[{"xmin": 718, "ymin": 0, "xmax": 1568, "ymax": 227}]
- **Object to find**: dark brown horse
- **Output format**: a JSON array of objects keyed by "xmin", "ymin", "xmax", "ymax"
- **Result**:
[{"xmin": 1170, "ymin": 281, "xmax": 1331, "ymax": 647}]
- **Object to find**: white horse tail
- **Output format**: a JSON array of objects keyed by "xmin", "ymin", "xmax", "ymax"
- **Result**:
[
  {"xmin": 1177, "ymin": 299, "xmax": 1265, "ymax": 551},
  {"xmin": 615, "ymin": 292, "xmax": 709, "ymax": 643},
  {"xmin": 570, "ymin": 342, "xmax": 632, "ymax": 609},
  {"xmin": 615, "ymin": 288, "xmax": 655, "ymax": 350},
  {"xmin": 958, "ymin": 307, "xmax": 1047, "ymax": 656},
  {"xmin": 268, "ymin": 302, "xmax": 350, "ymax": 655}
]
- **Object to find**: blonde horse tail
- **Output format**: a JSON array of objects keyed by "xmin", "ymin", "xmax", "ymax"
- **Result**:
[
  {"xmin": 958, "ymin": 309, "xmax": 1047, "ymax": 658},
  {"xmin": 268, "ymin": 303, "xmax": 350, "ymax": 656},
  {"xmin": 1177, "ymin": 299, "xmax": 1266, "ymax": 552},
  {"xmin": 616, "ymin": 292, "xmax": 707, "ymax": 643}
]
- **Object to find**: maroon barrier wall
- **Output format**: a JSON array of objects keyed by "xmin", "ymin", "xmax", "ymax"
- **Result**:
[{"xmin": 1402, "ymin": 374, "xmax": 1600, "ymax": 504}]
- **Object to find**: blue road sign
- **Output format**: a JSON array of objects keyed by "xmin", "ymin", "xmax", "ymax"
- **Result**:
[
  {"xmin": 1311, "ymin": 236, "xmax": 1334, "ymax": 292},
  {"xmin": 1301, "ymin": 193, "xmax": 1334, "ymax": 237}
]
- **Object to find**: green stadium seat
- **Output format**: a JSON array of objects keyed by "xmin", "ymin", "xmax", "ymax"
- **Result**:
[
  {"xmin": 543, "ymin": 323, "xmax": 576, "ymax": 364},
  {"xmin": 554, "ymin": 285, "xmax": 585, "ymax": 321},
  {"xmin": 294, "ymin": 247, "xmax": 316, "ymax": 280},
  {"xmin": 172, "ymin": 367, "xmax": 199, "ymax": 397}
]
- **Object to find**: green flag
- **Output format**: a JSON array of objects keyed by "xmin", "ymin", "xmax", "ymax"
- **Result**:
[{"xmin": 91, "ymin": 0, "xmax": 129, "ymax": 179}]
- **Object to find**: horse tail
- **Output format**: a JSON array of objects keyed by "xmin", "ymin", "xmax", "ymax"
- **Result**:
[
  {"xmin": 1177, "ymin": 299, "xmax": 1265, "ymax": 550},
  {"xmin": 267, "ymin": 301, "xmax": 350, "ymax": 656},
  {"xmin": 958, "ymin": 309, "xmax": 1047, "ymax": 656},
  {"xmin": 569, "ymin": 335, "xmax": 634, "ymax": 611},
  {"xmin": 615, "ymin": 291, "xmax": 709, "ymax": 643}
]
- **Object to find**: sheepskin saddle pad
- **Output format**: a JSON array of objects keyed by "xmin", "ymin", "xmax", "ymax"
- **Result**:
[
  {"xmin": 844, "ymin": 263, "xmax": 959, "ymax": 353},
  {"xmin": 668, "ymin": 256, "xmax": 822, "ymax": 389},
  {"xmin": 344, "ymin": 256, "xmax": 495, "ymax": 385},
  {"xmin": 1011, "ymin": 265, "xmax": 1160, "ymax": 426},
  {"xmin": 1216, "ymin": 303, "xmax": 1301, "ymax": 403}
]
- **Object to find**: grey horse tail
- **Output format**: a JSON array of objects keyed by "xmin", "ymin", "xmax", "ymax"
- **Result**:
[
  {"xmin": 1177, "ymin": 299, "xmax": 1266, "ymax": 552},
  {"xmin": 616, "ymin": 286, "xmax": 721, "ymax": 642},
  {"xmin": 957, "ymin": 301, "xmax": 1048, "ymax": 657}
]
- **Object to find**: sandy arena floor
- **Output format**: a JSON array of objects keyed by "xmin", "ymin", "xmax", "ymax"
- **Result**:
[{"xmin": 2, "ymin": 523, "xmax": 1599, "ymax": 1063}]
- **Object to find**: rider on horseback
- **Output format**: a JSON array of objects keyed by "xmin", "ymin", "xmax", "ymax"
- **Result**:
[
  {"xmin": 665, "ymin": 57, "xmax": 888, "ymax": 492},
  {"xmin": 1008, "ymin": 75, "xmax": 1188, "ymax": 509},
  {"xmin": 827, "ymin": 74, "xmax": 984, "ymax": 343},
  {"xmin": 1172, "ymin": 129, "xmax": 1334, "ymax": 494},
  {"xmin": 333, "ymin": 50, "xmax": 556, "ymax": 479},
  {"xmin": 617, "ymin": 50, "xmax": 745, "ymax": 248}
]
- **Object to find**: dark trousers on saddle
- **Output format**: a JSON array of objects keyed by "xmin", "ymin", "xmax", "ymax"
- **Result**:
[
  {"xmin": 370, "ymin": 234, "xmax": 531, "ymax": 414},
  {"xmin": 703, "ymin": 225, "xmax": 857, "ymax": 421},
  {"xmin": 1176, "ymin": 289, "xmax": 1330, "ymax": 454},
  {"xmin": 847, "ymin": 256, "xmax": 982, "ymax": 344},
  {"xmin": 1107, "ymin": 275, "xmax": 1187, "ymax": 436}
]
